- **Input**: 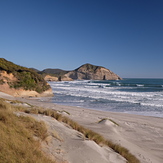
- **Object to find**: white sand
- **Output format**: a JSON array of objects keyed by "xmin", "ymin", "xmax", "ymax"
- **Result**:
[
  {"xmin": 30, "ymin": 114, "xmax": 126, "ymax": 163},
  {"xmin": 1, "ymin": 92, "xmax": 163, "ymax": 163}
]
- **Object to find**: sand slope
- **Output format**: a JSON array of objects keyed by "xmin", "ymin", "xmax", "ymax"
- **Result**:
[
  {"xmin": 29, "ymin": 114, "xmax": 126, "ymax": 163},
  {"xmin": 1, "ymin": 92, "xmax": 163, "ymax": 163}
]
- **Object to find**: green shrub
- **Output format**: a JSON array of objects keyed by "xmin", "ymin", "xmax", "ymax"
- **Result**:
[
  {"xmin": 0, "ymin": 79, "xmax": 4, "ymax": 85},
  {"xmin": 0, "ymin": 58, "xmax": 50, "ymax": 93}
]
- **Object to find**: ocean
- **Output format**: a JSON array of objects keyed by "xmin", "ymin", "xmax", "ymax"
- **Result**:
[{"xmin": 48, "ymin": 78, "xmax": 163, "ymax": 118}]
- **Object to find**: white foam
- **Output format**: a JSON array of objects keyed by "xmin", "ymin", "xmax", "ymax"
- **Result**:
[
  {"xmin": 50, "ymin": 81, "xmax": 163, "ymax": 108},
  {"xmin": 136, "ymin": 84, "xmax": 144, "ymax": 87}
]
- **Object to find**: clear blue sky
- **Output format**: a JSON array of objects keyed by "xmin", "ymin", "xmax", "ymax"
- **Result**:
[{"xmin": 0, "ymin": 0, "xmax": 163, "ymax": 78}]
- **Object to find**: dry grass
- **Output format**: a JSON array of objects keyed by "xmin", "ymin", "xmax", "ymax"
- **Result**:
[
  {"xmin": 51, "ymin": 130, "xmax": 63, "ymax": 141},
  {"xmin": 2, "ymin": 98, "xmax": 140, "ymax": 163},
  {"xmin": 98, "ymin": 118, "xmax": 119, "ymax": 126},
  {"xmin": 0, "ymin": 99, "xmax": 55, "ymax": 163},
  {"xmin": 58, "ymin": 110, "xmax": 70, "ymax": 115}
]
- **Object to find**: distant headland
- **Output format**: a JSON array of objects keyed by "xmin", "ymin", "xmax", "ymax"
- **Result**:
[{"xmin": 38, "ymin": 63, "xmax": 122, "ymax": 81}]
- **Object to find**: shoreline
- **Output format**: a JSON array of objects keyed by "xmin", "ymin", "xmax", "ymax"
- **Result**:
[
  {"xmin": 48, "ymin": 78, "xmax": 163, "ymax": 118},
  {"xmin": 1, "ymin": 92, "xmax": 163, "ymax": 163},
  {"xmin": 17, "ymin": 97, "xmax": 163, "ymax": 163},
  {"xmin": 31, "ymin": 95, "xmax": 163, "ymax": 118}
]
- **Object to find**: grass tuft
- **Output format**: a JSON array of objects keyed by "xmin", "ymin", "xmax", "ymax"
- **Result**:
[
  {"xmin": 98, "ymin": 118, "xmax": 119, "ymax": 126},
  {"xmin": 0, "ymin": 99, "xmax": 55, "ymax": 163}
]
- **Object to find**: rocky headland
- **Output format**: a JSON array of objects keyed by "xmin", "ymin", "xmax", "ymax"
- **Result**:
[
  {"xmin": 41, "ymin": 63, "xmax": 122, "ymax": 81},
  {"xmin": 65, "ymin": 63, "xmax": 122, "ymax": 80}
]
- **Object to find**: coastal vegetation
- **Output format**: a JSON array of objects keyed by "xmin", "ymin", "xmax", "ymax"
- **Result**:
[
  {"xmin": 0, "ymin": 99, "xmax": 55, "ymax": 163},
  {"xmin": 39, "ymin": 68, "xmax": 68, "ymax": 78},
  {"xmin": 0, "ymin": 79, "xmax": 5, "ymax": 85},
  {"xmin": 98, "ymin": 118, "xmax": 120, "ymax": 126},
  {"xmin": 75, "ymin": 63, "xmax": 101, "ymax": 72},
  {"xmin": 0, "ymin": 58, "xmax": 50, "ymax": 93}
]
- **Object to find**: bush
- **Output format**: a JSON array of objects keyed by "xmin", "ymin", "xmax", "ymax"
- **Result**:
[
  {"xmin": 0, "ymin": 58, "xmax": 50, "ymax": 93},
  {"xmin": 0, "ymin": 79, "xmax": 4, "ymax": 85}
]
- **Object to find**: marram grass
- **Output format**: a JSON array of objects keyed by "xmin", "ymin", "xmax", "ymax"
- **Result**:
[
  {"xmin": 0, "ymin": 99, "xmax": 55, "ymax": 163},
  {"xmin": 24, "ymin": 107, "xmax": 140, "ymax": 163}
]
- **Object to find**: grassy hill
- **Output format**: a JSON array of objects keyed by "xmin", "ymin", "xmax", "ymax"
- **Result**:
[
  {"xmin": 75, "ymin": 63, "xmax": 102, "ymax": 72},
  {"xmin": 0, "ymin": 58, "xmax": 50, "ymax": 93},
  {"xmin": 39, "ymin": 68, "xmax": 69, "ymax": 78}
]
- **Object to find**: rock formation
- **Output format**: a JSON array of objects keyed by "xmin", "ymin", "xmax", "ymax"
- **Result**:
[
  {"xmin": 64, "ymin": 63, "xmax": 122, "ymax": 80},
  {"xmin": 44, "ymin": 75, "xmax": 58, "ymax": 81},
  {"xmin": 38, "ymin": 63, "xmax": 122, "ymax": 81},
  {"xmin": 42, "ymin": 63, "xmax": 121, "ymax": 81}
]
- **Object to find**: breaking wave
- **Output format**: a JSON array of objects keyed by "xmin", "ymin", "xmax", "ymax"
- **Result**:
[{"xmin": 49, "ymin": 78, "xmax": 163, "ymax": 117}]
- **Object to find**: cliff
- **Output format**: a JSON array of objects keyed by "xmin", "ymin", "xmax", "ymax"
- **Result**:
[
  {"xmin": 0, "ymin": 58, "xmax": 53, "ymax": 97},
  {"xmin": 64, "ymin": 63, "xmax": 122, "ymax": 80}
]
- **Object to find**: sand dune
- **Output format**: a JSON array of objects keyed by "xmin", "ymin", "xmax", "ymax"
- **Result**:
[
  {"xmin": 1, "ymin": 92, "xmax": 163, "ymax": 163},
  {"xmin": 18, "ymin": 113, "xmax": 126, "ymax": 163}
]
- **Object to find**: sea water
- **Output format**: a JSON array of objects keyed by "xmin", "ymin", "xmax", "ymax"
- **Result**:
[{"xmin": 48, "ymin": 79, "xmax": 163, "ymax": 118}]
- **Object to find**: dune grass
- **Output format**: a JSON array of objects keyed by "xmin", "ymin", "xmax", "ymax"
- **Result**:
[
  {"xmin": 98, "ymin": 118, "xmax": 119, "ymax": 126},
  {"xmin": 0, "ymin": 98, "xmax": 140, "ymax": 163},
  {"xmin": 23, "ymin": 106, "xmax": 140, "ymax": 163},
  {"xmin": 0, "ymin": 99, "xmax": 55, "ymax": 163}
]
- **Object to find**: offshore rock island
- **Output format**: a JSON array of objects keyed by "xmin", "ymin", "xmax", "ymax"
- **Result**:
[{"xmin": 41, "ymin": 63, "xmax": 122, "ymax": 81}]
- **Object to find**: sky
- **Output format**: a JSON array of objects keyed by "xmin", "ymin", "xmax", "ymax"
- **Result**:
[{"xmin": 0, "ymin": 0, "xmax": 163, "ymax": 78}]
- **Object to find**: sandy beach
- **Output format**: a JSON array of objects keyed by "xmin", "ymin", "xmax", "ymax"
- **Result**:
[{"xmin": 1, "ymin": 92, "xmax": 163, "ymax": 163}]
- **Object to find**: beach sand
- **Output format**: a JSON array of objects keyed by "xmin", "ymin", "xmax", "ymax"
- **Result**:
[{"xmin": 1, "ymin": 92, "xmax": 163, "ymax": 163}]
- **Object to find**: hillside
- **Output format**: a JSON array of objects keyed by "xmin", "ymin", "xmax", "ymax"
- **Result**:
[
  {"xmin": 38, "ymin": 68, "xmax": 71, "ymax": 81},
  {"xmin": 0, "ymin": 58, "xmax": 53, "ymax": 97},
  {"xmin": 41, "ymin": 68, "xmax": 68, "ymax": 76}
]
